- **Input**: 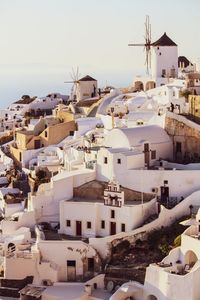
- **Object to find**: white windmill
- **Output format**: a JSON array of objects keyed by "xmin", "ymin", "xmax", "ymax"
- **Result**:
[{"xmin": 64, "ymin": 67, "xmax": 81, "ymax": 103}]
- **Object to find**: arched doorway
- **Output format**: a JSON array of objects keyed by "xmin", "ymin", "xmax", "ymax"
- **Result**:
[
  {"xmin": 147, "ymin": 295, "xmax": 158, "ymax": 300},
  {"xmin": 185, "ymin": 250, "xmax": 198, "ymax": 268},
  {"xmin": 7, "ymin": 243, "xmax": 16, "ymax": 253},
  {"xmin": 145, "ymin": 81, "xmax": 156, "ymax": 91},
  {"xmin": 134, "ymin": 81, "xmax": 144, "ymax": 91}
]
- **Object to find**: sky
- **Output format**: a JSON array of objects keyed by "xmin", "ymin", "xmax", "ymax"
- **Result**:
[{"xmin": 0, "ymin": 0, "xmax": 200, "ymax": 107}]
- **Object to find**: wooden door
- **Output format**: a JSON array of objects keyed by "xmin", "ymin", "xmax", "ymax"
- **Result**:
[
  {"xmin": 76, "ymin": 221, "xmax": 82, "ymax": 236},
  {"xmin": 110, "ymin": 222, "xmax": 116, "ymax": 235}
]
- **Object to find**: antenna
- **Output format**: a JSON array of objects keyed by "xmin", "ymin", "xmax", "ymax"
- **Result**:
[{"xmin": 128, "ymin": 15, "xmax": 152, "ymax": 75}]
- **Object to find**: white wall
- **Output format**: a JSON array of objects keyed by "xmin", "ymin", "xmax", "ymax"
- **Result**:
[
  {"xmin": 29, "ymin": 169, "xmax": 95, "ymax": 223},
  {"xmin": 76, "ymin": 117, "xmax": 102, "ymax": 136},
  {"xmin": 59, "ymin": 199, "xmax": 157, "ymax": 238},
  {"xmin": 29, "ymin": 97, "xmax": 61, "ymax": 111},
  {"xmin": 0, "ymin": 149, "xmax": 13, "ymax": 171},
  {"xmin": 4, "ymin": 255, "xmax": 39, "ymax": 280},
  {"xmin": 1, "ymin": 211, "xmax": 35, "ymax": 235},
  {"xmin": 151, "ymin": 46, "xmax": 178, "ymax": 80},
  {"xmin": 97, "ymin": 166, "xmax": 200, "ymax": 199},
  {"xmin": 77, "ymin": 80, "xmax": 97, "ymax": 101},
  {"xmin": 4, "ymin": 203, "xmax": 24, "ymax": 218},
  {"xmin": 30, "ymin": 175, "xmax": 73, "ymax": 222},
  {"xmin": 38, "ymin": 240, "xmax": 99, "ymax": 282}
]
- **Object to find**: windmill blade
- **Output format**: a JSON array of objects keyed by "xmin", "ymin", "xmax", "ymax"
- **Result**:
[
  {"xmin": 150, "ymin": 23, "xmax": 152, "ymax": 43},
  {"xmin": 149, "ymin": 48, "xmax": 152, "ymax": 69},
  {"xmin": 71, "ymin": 67, "xmax": 77, "ymax": 81},
  {"xmin": 128, "ymin": 15, "xmax": 152, "ymax": 74},
  {"xmin": 64, "ymin": 81, "xmax": 75, "ymax": 83},
  {"xmin": 75, "ymin": 66, "xmax": 79, "ymax": 81},
  {"xmin": 145, "ymin": 16, "xmax": 148, "ymax": 43},
  {"xmin": 128, "ymin": 43, "xmax": 145, "ymax": 46}
]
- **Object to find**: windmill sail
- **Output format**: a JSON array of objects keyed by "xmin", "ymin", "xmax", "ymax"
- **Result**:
[{"xmin": 128, "ymin": 15, "xmax": 152, "ymax": 75}]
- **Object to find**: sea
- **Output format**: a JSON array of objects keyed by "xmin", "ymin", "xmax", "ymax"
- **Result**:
[{"xmin": 0, "ymin": 69, "xmax": 142, "ymax": 108}]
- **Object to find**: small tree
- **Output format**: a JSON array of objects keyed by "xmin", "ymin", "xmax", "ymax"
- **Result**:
[{"xmin": 179, "ymin": 89, "xmax": 191, "ymax": 101}]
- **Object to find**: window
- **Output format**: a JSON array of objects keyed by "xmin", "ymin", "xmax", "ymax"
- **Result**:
[
  {"xmin": 87, "ymin": 221, "xmax": 92, "ymax": 229},
  {"xmin": 137, "ymin": 121, "xmax": 143, "ymax": 125},
  {"xmin": 66, "ymin": 220, "xmax": 71, "ymax": 227},
  {"xmin": 101, "ymin": 220, "xmax": 105, "ymax": 229},
  {"xmin": 151, "ymin": 150, "xmax": 156, "ymax": 160},
  {"xmin": 45, "ymin": 131, "xmax": 48, "ymax": 138},
  {"xmin": 104, "ymin": 157, "xmax": 108, "ymax": 164},
  {"xmin": 111, "ymin": 210, "xmax": 115, "ymax": 219},
  {"xmin": 19, "ymin": 152, "xmax": 22, "ymax": 162},
  {"xmin": 176, "ymin": 142, "xmax": 182, "ymax": 153},
  {"xmin": 117, "ymin": 158, "xmax": 121, "ymax": 164},
  {"xmin": 121, "ymin": 223, "xmax": 126, "ymax": 232},
  {"xmin": 69, "ymin": 131, "xmax": 74, "ymax": 136}
]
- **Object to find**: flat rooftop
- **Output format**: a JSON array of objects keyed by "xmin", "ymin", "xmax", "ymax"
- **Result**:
[
  {"xmin": 43, "ymin": 284, "xmax": 111, "ymax": 300},
  {"xmin": 43, "ymin": 229, "xmax": 89, "ymax": 242}
]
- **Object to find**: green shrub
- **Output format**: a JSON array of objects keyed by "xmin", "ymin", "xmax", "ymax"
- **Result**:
[
  {"xmin": 113, "ymin": 240, "xmax": 130, "ymax": 253},
  {"xmin": 158, "ymin": 242, "xmax": 170, "ymax": 256},
  {"xmin": 174, "ymin": 235, "xmax": 181, "ymax": 248},
  {"xmin": 147, "ymin": 229, "xmax": 164, "ymax": 247}
]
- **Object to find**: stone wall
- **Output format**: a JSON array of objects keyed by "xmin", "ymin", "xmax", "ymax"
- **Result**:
[
  {"xmin": 74, "ymin": 180, "xmax": 154, "ymax": 202},
  {"xmin": 165, "ymin": 112, "xmax": 200, "ymax": 163}
]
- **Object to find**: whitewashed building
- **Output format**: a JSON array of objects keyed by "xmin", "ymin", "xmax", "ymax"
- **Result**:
[
  {"xmin": 4, "ymin": 227, "xmax": 102, "ymax": 285},
  {"xmin": 59, "ymin": 180, "xmax": 157, "ymax": 238},
  {"xmin": 97, "ymin": 125, "xmax": 173, "ymax": 182}
]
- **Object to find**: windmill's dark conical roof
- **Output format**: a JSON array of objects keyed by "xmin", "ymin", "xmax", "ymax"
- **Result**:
[
  {"xmin": 152, "ymin": 32, "xmax": 177, "ymax": 46},
  {"xmin": 79, "ymin": 75, "xmax": 97, "ymax": 81}
]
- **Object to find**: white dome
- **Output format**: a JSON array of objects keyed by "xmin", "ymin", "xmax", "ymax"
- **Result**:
[{"xmin": 104, "ymin": 125, "xmax": 171, "ymax": 149}]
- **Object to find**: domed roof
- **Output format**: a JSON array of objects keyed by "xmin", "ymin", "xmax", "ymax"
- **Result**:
[{"xmin": 104, "ymin": 125, "xmax": 171, "ymax": 148}]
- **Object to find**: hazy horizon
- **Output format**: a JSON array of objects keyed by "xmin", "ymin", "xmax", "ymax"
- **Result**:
[
  {"xmin": 0, "ymin": 66, "xmax": 142, "ymax": 108},
  {"xmin": 0, "ymin": 0, "xmax": 199, "ymax": 107}
]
